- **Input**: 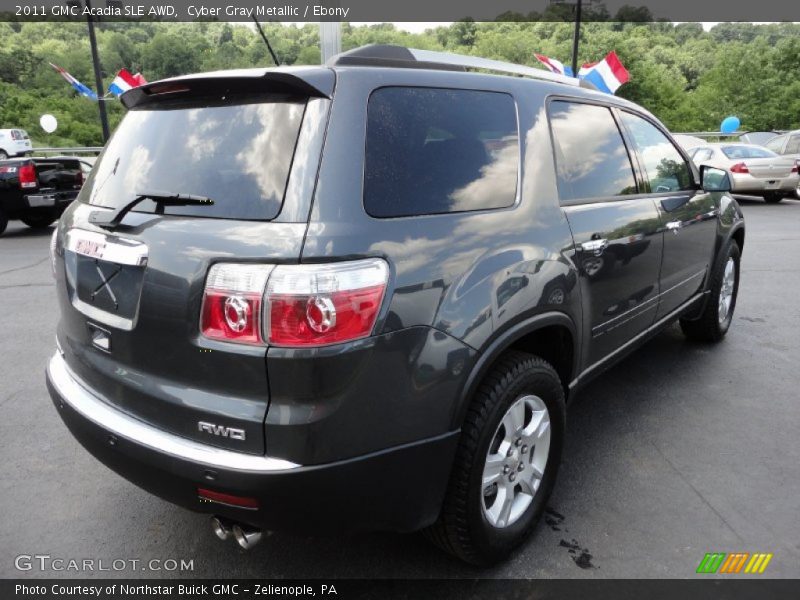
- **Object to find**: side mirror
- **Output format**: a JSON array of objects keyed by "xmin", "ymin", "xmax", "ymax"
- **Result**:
[{"xmin": 700, "ymin": 165, "xmax": 731, "ymax": 192}]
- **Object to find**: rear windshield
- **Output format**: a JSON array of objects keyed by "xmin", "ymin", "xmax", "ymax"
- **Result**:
[
  {"xmin": 721, "ymin": 145, "xmax": 776, "ymax": 159},
  {"xmin": 83, "ymin": 96, "xmax": 306, "ymax": 220}
]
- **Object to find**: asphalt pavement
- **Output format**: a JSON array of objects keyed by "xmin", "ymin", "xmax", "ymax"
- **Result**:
[{"xmin": 1, "ymin": 196, "xmax": 798, "ymax": 579}]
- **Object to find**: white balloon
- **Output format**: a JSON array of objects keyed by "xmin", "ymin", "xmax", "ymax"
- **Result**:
[{"xmin": 40, "ymin": 114, "xmax": 58, "ymax": 134}]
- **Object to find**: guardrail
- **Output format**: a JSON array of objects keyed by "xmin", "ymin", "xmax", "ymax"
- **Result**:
[
  {"xmin": 31, "ymin": 147, "xmax": 104, "ymax": 155},
  {"xmin": 675, "ymin": 131, "xmax": 788, "ymax": 139}
]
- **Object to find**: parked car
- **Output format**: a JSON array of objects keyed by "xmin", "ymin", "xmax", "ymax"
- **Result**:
[
  {"xmin": 0, "ymin": 128, "xmax": 33, "ymax": 159},
  {"xmin": 688, "ymin": 143, "xmax": 799, "ymax": 203},
  {"xmin": 739, "ymin": 131, "xmax": 780, "ymax": 147},
  {"xmin": 764, "ymin": 131, "xmax": 800, "ymax": 198},
  {"xmin": 45, "ymin": 45, "xmax": 745, "ymax": 566},
  {"xmin": 0, "ymin": 155, "xmax": 84, "ymax": 235},
  {"xmin": 763, "ymin": 129, "xmax": 800, "ymax": 159}
]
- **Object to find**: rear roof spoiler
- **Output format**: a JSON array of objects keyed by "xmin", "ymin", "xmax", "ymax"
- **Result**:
[{"xmin": 121, "ymin": 68, "xmax": 335, "ymax": 109}]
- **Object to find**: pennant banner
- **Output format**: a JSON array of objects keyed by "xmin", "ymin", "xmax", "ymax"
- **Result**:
[{"xmin": 49, "ymin": 63, "xmax": 97, "ymax": 100}]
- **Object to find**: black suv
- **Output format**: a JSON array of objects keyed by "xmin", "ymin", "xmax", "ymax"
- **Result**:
[{"xmin": 46, "ymin": 45, "xmax": 744, "ymax": 565}]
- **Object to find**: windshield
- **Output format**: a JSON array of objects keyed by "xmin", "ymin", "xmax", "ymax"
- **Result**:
[
  {"xmin": 83, "ymin": 97, "xmax": 306, "ymax": 220},
  {"xmin": 721, "ymin": 145, "xmax": 777, "ymax": 159}
]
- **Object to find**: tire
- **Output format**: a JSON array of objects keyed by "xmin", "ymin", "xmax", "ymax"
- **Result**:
[
  {"xmin": 0, "ymin": 150, "xmax": 8, "ymax": 160},
  {"xmin": 764, "ymin": 193, "xmax": 783, "ymax": 204},
  {"xmin": 425, "ymin": 351, "xmax": 566, "ymax": 565},
  {"xmin": 680, "ymin": 240, "xmax": 740, "ymax": 342},
  {"xmin": 0, "ymin": 208, "xmax": 7, "ymax": 236},
  {"xmin": 21, "ymin": 212, "xmax": 56, "ymax": 229}
]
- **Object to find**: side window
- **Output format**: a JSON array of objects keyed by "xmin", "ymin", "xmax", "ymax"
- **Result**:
[
  {"xmin": 693, "ymin": 148, "xmax": 713, "ymax": 162},
  {"xmin": 548, "ymin": 101, "xmax": 637, "ymax": 202},
  {"xmin": 785, "ymin": 135, "xmax": 800, "ymax": 155},
  {"xmin": 620, "ymin": 112, "xmax": 694, "ymax": 193},
  {"xmin": 765, "ymin": 135, "xmax": 786, "ymax": 153},
  {"xmin": 364, "ymin": 87, "xmax": 519, "ymax": 218}
]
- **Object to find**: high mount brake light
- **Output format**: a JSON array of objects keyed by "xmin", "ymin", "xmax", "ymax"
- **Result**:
[{"xmin": 200, "ymin": 259, "xmax": 389, "ymax": 348}]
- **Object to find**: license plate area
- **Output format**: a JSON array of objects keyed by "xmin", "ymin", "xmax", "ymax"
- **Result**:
[
  {"xmin": 64, "ymin": 228, "xmax": 148, "ymax": 330},
  {"xmin": 764, "ymin": 180, "xmax": 780, "ymax": 189},
  {"xmin": 75, "ymin": 255, "xmax": 144, "ymax": 319},
  {"xmin": 27, "ymin": 195, "xmax": 55, "ymax": 207}
]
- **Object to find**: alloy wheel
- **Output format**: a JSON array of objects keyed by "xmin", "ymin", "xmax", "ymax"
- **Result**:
[
  {"xmin": 718, "ymin": 257, "xmax": 736, "ymax": 324},
  {"xmin": 481, "ymin": 394, "xmax": 551, "ymax": 528}
]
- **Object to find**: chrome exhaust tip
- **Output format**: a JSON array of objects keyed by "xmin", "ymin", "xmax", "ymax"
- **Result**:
[
  {"xmin": 232, "ymin": 523, "xmax": 262, "ymax": 550},
  {"xmin": 211, "ymin": 516, "xmax": 233, "ymax": 541}
]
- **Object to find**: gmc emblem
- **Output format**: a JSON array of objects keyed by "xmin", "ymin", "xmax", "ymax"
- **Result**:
[
  {"xmin": 197, "ymin": 421, "xmax": 246, "ymax": 441},
  {"xmin": 74, "ymin": 238, "xmax": 106, "ymax": 259}
]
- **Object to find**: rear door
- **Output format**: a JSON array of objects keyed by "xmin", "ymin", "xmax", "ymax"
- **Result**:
[
  {"xmin": 617, "ymin": 110, "xmax": 717, "ymax": 320},
  {"xmin": 549, "ymin": 99, "xmax": 662, "ymax": 366},
  {"xmin": 55, "ymin": 77, "xmax": 330, "ymax": 455}
]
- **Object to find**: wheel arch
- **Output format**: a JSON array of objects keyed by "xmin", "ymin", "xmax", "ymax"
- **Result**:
[
  {"xmin": 730, "ymin": 224, "xmax": 745, "ymax": 253},
  {"xmin": 451, "ymin": 312, "xmax": 578, "ymax": 430}
]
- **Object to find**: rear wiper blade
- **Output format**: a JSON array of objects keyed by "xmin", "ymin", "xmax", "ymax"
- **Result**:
[{"xmin": 88, "ymin": 190, "xmax": 214, "ymax": 230}]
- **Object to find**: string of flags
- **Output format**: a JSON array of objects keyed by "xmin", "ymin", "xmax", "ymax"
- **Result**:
[
  {"xmin": 49, "ymin": 63, "xmax": 98, "ymax": 100},
  {"xmin": 534, "ymin": 51, "xmax": 630, "ymax": 94},
  {"xmin": 49, "ymin": 63, "xmax": 147, "ymax": 100}
]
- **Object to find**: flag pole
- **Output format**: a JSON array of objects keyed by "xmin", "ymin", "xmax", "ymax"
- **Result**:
[
  {"xmin": 84, "ymin": 0, "xmax": 109, "ymax": 142},
  {"xmin": 251, "ymin": 16, "xmax": 281, "ymax": 66},
  {"xmin": 571, "ymin": 0, "xmax": 582, "ymax": 77}
]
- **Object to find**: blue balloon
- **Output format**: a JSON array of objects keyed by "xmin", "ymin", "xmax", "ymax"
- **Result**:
[{"xmin": 720, "ymin": 116, "xmax": 741, "ymax": 134}]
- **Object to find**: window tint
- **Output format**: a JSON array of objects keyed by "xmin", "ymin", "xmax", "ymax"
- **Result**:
[
  {"xmin": 721, "ymin": 145, "xmax": 776, "ymax": 159},
  {"xmin": 84, "ymin": 97, "xmax": 306, "ymax": 220},
  {"xmin": 548, "ymin": 101, "xmax": 637, "ymax": 201},
  {"xmin": 620, "ymin": 112, "xmax": 693, "ymax": 193},
  {"xmin": 786, "ymin": 135, "xmax": 800, "ymax": 154},
  {"xmin": 364, "ymin": 87, "xmax": 518, "ymax": 218},
  {"xmin": 765, "ymin": 135, "xmax": 786, "ymax": 153}
]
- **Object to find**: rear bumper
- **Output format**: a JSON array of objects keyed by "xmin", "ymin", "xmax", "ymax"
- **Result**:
[
  {"xmin": 25, "ymin": 190, "xmax": 78, "ymax": 209},
  {"xmin": 46, "ymin": 351, "xmax": 459, "ymax": 533},
  {"xmin": 731, "ymin": 172, "xmax": 798, "ymax": 194}
]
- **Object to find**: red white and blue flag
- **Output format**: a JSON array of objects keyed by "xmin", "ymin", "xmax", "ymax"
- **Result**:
[
  {"xmin": 534, "ymin": 53, "xmax": 574, "ymax": 78},
  {"xmin": 534, "ymin": 51, "xmax": 630, "ymax": 94},
  {"xmin": 578, "ymin": 51, "xmax": 630, "ymax": 94},
  {"xmin": 108, "ymin": 69, "xmax": 147, "ymax": 97},
  {"xmin": 49, "ymin": 63, "xmax": 97, "ymax": 100}
]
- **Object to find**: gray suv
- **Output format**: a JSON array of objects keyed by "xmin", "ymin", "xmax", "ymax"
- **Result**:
[{"xmin": 46, "ymin": 45, "xmax": 745, "ymax": 565}]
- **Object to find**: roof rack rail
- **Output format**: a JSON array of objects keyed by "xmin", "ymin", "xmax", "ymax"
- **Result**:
[{"xmin": 328, "ymin": 45, "xmax": 589, "ymax": 89}]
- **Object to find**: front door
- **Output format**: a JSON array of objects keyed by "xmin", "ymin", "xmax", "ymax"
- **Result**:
[
  {"xmin": 549, "ymin": 100, "xmax": 662, "ymax": 367},
  {"xmin": 617, "ymin": 110, "xmax": 717, "ymax": 319}
]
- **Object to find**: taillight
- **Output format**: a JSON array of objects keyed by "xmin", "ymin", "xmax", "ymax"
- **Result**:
[
  {"xmin": 791, "ymin": 160, "xmax": 798, "ymax": 173},
  {"xmin": 75, "ymin": 170, "xmax": 84, "ymax": 187},
  {"xmin": 730, "ymin": 162, "xmax": 749, "ymax": 174},
  {"xmin": 266, "ymin": 259, "xmax": 389, "ymax": 347},
  {"xmin": 200, "ymin": 264, "xmax": 273, "ymax": 345},
  {"xmin": 18, "ymin": 163, "xmax": 36, "ymax": 189},
  {"xmin": 200, "ymin": 259, "xmax": 389, "ymax": 348}
]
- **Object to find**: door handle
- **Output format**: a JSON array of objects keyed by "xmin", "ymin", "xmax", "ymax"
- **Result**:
[
  {"xmin": 580, "ymin": 238, "xmax": 608, "ymax": 255},
  {"xmin": 666, "ymin": 221, "xmax": 682, "ymax": 234}
]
